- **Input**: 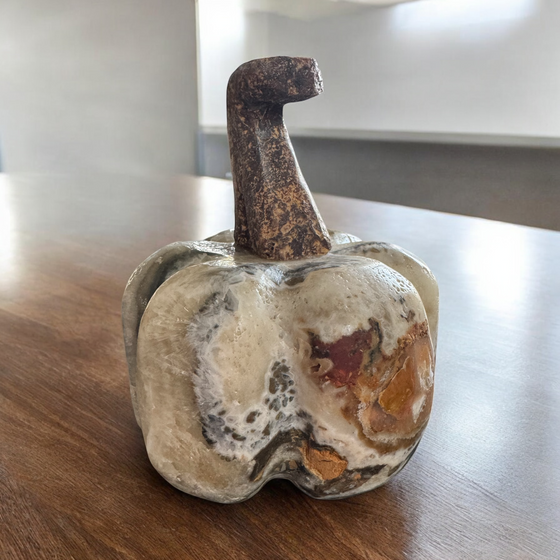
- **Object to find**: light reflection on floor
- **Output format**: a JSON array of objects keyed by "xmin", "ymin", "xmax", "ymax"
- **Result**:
[
  {"xmin": 0, "ymin": 176, "xmax": 16, "ymax": 279},
  {"xmin": 423, "ymin": 215, "xmax": 560, "ymax": 526},
  {"xmin": 460, "ymin": 218, "xmax": 530, "ymax": 316}
]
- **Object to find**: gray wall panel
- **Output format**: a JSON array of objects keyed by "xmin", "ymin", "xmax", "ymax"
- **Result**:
[{"xmin": 201, "ymin": 132, "xmax": 560, "ymax": 231}]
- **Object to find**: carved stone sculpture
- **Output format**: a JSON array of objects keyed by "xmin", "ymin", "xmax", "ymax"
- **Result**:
[{"xmin": 123, "ymin": 57, "xmax": 439, "ymax": 503}]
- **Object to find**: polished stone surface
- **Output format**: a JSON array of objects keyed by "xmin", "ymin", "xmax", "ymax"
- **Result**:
[{"xmin": 124, "ymin": 229, "xmax": 438, "ymax": 502}]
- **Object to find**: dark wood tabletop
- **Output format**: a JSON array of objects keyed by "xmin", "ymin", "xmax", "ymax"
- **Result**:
[{"xmin": 1, "ymin": 173, "xmax": 559, "ymax": 560}]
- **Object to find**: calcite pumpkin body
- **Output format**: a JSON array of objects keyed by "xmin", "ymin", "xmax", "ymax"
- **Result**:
[{"xmin": 123, "ymin": 231, "xmax": 438, "ymax": 503}]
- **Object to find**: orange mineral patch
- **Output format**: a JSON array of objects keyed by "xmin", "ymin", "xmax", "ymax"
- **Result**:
[
  {"xmin": 351, "ymin": 322, "xmax": 434, "ymax": 442},
  {"xmin": 378, "ymin": 356, "xmax": 416, "ymax": 418},
  {"xmin": 308, "ymin": 320, "xmax": 434, "ymax": 453},
  {"xmin": 302, "ymin": 443, "xmax": 348, "ymax": 481}
]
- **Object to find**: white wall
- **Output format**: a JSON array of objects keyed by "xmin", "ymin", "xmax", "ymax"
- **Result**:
[
  {"xmin": 198, "ymin": 1, "xmax": 271, "ymax": 128},
  {"xmin": 198, "ymin": 0, "xmax": 247, "ymax": 128},
  {"xmin": 199, "ymin": 0, "xmax": 560, "ymax": 140},
  {"xmin": 0, "ymin": 0, "xmax": 198, "ymax": 174}
]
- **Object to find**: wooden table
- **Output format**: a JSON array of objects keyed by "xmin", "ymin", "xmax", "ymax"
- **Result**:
[{"xmin": 1, "ymin": 173, "xmax": 559, "ymax": 560}]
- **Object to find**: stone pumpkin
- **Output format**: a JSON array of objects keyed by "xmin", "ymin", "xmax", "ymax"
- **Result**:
[{"xmin": 122, "ymin": 57, "xmax": 439, "ymax": 503}]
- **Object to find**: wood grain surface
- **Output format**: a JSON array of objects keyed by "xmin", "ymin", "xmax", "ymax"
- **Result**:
[{"xmin": 1, "ymin": 173, "xmax": 559, "ymax": 560}]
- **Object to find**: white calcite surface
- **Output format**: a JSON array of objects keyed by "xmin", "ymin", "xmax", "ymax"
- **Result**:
[{"xmin": 123, "ymin": 230, "xmax": 439, "ymax": 503}]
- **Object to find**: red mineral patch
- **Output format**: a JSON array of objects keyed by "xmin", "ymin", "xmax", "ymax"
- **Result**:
[{"xmin": 310, "ymin": 328, "xmax": 372, "ymax": 388}]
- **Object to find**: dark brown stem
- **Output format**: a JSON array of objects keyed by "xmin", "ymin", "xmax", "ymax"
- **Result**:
[{"xmin": 227, "ymin": 56, "xmax": 331, "ymax": 260}]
